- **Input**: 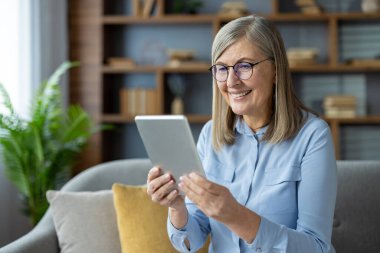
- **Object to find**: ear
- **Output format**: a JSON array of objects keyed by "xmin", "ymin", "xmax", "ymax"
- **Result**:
[{"xmin": 272, "ymin": 72, "xmax": 277, "ymax": 86}]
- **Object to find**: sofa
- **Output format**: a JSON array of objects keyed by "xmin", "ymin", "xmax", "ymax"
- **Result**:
[{"xmin": 1, "ymin": 159, "xmax": 380, "ymax": 253}]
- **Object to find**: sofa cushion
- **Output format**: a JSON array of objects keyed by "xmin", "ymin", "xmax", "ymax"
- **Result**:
[
  {"xmin": 46, "ymin": 190, "xmax": 121, "ymax": 253},
  {"xmin": 112, "ymin": 183, "xmax": 179, "ymax": 253}
]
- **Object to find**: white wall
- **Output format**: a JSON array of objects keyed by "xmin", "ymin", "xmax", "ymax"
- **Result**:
[
  {"xmin": 0, "ymin": 0, "xmax": 32, "ymax": 246},
  {"xmin": 0, "ymin": 0, "xmax": 67, "ymax": 246}
]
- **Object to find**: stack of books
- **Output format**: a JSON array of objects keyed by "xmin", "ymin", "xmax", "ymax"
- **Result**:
[
  {"xmin": 218, "ymin": 2, "xmax": 249, "ymax": 17},
  {"xmin": 287, "ymin": 48, "xmax": 318, "ymax": 67},
  {"xmin": 120, "ymin": 88, "xmax": 158, "ymax": 116},
  {"xmin": 295, "ymin": 0, "xmax": 323, "ymax": 14},
  {"xmin": 323, "ymin": 95, "xmax": 357, "ymax": 118}
]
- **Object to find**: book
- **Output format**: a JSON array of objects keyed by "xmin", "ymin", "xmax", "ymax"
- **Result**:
[
  {"xmin": 323, "ymin": 95, "xmax": 357, "ymax": 107},
  {"xmin": 120, "ymin": 89, "xmax": 129, "ymax": 116},
  {"xmin": 132, "ymin": 0, "xmax": 142, "ymax": 16},
  {"xmin": 295, "ymin": 0, "xmax": 316, "ymax": 6},
  {"xmin": 300, "ymin": 5, "xmax": 322, "ymax": 14},
  {"xmin": 120, "ymin": 88, "xmax": 158, "ymax": 116},
  {"xmin": 107, "ymin": 57, "xmax": 135, "ymax": 68},
  {"xmin": 324, "ymin": 108, "xmax": 356, "ymax": 118},
  {"xmin": 142, "ymin": 0, "xmax": 155, "ymax": 18}
]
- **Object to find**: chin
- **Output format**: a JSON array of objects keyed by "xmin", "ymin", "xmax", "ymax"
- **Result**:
[{"xmin": 230, "ymin": 107, "xmax": 247, "ymax": 116}]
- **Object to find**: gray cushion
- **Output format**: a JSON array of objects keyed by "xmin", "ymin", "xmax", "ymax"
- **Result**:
[
  {"xmin": 46, "ymin": 190, "xmax": 121, "ymax": 253},
  {"xmin": 332, "ymin": 160, "xmax": 380, "ymax": 253}
]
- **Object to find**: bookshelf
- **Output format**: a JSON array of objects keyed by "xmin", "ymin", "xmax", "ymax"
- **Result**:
[{"xmin": 69, "ymin": 0, "xmax": 380, "ymax": 171}]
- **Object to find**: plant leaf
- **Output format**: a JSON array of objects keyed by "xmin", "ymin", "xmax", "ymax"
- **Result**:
[{"xmin": 0, "ymin": 83, "xmax": 15, "ymax": 114}]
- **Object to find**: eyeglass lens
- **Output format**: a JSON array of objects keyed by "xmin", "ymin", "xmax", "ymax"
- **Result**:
[{"xmin": 212, "ymin": 62, "xmax": 253, "ymax": 82}]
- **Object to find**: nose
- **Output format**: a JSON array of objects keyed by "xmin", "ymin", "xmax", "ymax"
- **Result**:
[{"xmin": 226, "ymin": 68, "xmax": 240, "ymax": 88}]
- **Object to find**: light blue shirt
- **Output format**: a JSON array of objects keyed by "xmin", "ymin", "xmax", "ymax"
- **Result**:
[{"xmin": 168, "ymin": 113, "xmax": 337, "ymax": 253}]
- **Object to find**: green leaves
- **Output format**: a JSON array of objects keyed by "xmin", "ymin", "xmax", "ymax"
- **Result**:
[{"xmin": 0, "ymin": 61, "xmax": 97, "ymax": 225}]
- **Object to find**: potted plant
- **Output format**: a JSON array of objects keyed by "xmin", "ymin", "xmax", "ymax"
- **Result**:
[
  {"xmin": 0, "ymin": 62, "xmax": 100, "ymax": 225},
  {"xmin": 173, "ymin": 0, "xmax": 203, "ymax": 14}
]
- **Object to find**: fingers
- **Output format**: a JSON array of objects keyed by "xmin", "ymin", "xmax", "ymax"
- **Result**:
[
  {"xmin": 180, "ymin": 173, "xmax": 220, "ymax": 196},
  {"xmin": 151, "ymin": 178, "xmax": 176, "ymax": 203},
  {"xmin": 147, "ymin": 166, "xmax": 162, "ymax": 182},
  {"xmin": 160, "ymin": 189, "xmax": 180, "ymax": 206},
  {"xmin": 147, "ymin": 172, "xmax": 172, "ymax": 195}
]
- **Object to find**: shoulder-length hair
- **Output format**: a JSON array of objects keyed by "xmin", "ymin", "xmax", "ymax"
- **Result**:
[{"xmin": 211, "ymin": 15, "xmax": 313, "ymax": 150}]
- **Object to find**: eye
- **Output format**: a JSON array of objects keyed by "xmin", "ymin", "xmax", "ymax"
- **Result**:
[
  {"xmin": 215, "ymin": 65, "xmax": 228, "ymax": 73},
  {"xmin": 236, "ymin": 62, "xmax": 252, "ymax": 72}
]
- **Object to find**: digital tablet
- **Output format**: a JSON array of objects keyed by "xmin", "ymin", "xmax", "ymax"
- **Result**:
[{"xmin": 135, "ymin": 115, "xmax": 205, "ymax": 185}]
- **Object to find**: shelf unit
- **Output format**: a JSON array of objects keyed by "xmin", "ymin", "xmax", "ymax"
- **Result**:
[{"xmin": 69, "ymin": 0, "xmax": 380, "ymax": 171}]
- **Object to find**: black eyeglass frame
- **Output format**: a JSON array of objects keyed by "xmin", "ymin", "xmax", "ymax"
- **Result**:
[{"xmin": 208, "ymin": 57, "xmax": 272, "ymax": 82}]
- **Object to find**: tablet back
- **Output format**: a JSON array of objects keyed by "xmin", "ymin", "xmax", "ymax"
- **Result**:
[{"xmin": 135, "ymin": 115, "xmax": 205, "ymax": 182}]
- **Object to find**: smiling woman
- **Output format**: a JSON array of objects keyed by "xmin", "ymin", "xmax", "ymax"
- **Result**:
[{"xmin": 146, "ymin": 15, "xmax": 337, "ymax": 253}]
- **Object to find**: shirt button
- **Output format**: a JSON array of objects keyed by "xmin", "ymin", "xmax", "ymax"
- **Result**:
[{"xmin": 256, "ymin": 248, "xmax": 262, "ymax": 252}]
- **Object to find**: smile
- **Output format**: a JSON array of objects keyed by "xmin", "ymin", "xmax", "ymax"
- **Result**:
[{"xmin": 229, "ymin": 90, "xmax": 252, "ymax": 98}]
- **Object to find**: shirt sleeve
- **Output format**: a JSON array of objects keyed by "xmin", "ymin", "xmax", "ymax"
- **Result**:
[
  {"xmin": 247, "ymin": 124, "xmax": 337, "ymax": 253},
  {"xmin": 167, "ymin": 201, "xmax": 211, "ymax": 252}
]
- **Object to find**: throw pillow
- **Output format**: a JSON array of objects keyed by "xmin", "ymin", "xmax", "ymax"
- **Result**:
[
  {"xmin": 112, "ymin": 183, "xmax": 178, "ymax": 253},
  {"xmin": 46, "ymin": 190, "xmax": 121, "ymax": 253}
]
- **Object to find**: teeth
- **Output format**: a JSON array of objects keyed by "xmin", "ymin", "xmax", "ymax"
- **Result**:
[{"xmin": 230, "ymin": 90, "xmax": 251, "ymax": 98}]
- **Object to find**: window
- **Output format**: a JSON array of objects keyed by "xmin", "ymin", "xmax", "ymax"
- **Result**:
[{"xmin": 0, "ymin": 1, "xmax": 21, "ymax": 114}]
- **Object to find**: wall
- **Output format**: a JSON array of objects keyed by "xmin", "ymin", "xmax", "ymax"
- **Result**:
[
  {"xmin": 0, "ymin": 165, "xmax": 31, "ymax": 246},
  {"xmin": 0, "ymin": 0, "xmax": 68, "ymax": 246}
]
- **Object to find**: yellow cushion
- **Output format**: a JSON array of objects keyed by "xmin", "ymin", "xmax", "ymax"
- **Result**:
[{"xmin": 112, "ymin": 183, "xmax": 209, "ymax": 253}]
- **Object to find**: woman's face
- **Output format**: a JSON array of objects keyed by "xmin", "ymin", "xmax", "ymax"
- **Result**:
[{"xmin": 215, "ymin": 38, "xmax": 276, "ymax": 120}]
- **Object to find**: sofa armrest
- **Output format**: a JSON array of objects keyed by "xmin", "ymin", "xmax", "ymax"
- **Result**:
[{"xmin": 0, "ymin": 211, "xmax": 59, "ymax": 253}]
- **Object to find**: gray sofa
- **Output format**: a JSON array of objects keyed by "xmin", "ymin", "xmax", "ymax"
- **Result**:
[{"xmin": 1, "ymin": 159, "xmax": 380, "ymax": 253}]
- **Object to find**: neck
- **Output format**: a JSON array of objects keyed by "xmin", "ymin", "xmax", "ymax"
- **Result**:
[{"xmin": 243, "ymin": 111, "xmax": 272, "ymax": 132}]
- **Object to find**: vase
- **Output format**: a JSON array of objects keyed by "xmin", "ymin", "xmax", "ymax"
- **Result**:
[
  {"xmin": 171, "ymin": 97, "xmax": 184, "ymax": 115},
  {"xmin": 361, "ymin": 0, "xmax": 380, "ymax": 13}
]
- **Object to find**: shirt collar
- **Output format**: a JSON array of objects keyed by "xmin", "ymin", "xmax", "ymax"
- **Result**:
[{"xmin": 235, "ymin": 117, "xmax": 269, "ymax": 136}]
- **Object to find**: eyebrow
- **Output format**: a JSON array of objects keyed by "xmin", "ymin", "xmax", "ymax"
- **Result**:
[{"xmin": 215, "ymin": 57, "xmax": 256, "ymax": 65}]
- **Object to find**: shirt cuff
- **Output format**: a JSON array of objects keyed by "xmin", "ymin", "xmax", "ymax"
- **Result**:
[
  {"xmin": 244, "ymin": 216, "xmax": 287, "ymax": 252},
  {"xmin": 167, "ymin": 215, "xmax": 192, "ymax": 252}
]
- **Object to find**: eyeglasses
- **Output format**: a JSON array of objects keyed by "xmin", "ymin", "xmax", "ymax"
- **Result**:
[{"xmin": 209, "ymin": 58, "xmax": 272, "ymax": 82}]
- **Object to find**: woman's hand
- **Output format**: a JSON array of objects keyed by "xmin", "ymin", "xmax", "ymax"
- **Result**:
[
  {"xmin": 179, "ymin": 173, "xmax": 261, "ymax": 243},
  {"xmin": 147, "ymin": 166, "xmax": 184, "ymax": 210},
  {"xmin": 178, "ymin": 173, "xmax": 239, "ymax": 224},
  {"xmin": 147, "ymin": 166, "xmax": 189, "ymax": 230}
]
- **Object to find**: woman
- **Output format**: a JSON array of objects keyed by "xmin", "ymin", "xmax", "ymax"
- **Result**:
[{"xmin": 147, "ymin": 15, "xmax": 337, "ymax": 253}]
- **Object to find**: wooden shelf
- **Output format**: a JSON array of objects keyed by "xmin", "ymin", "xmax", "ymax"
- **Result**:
[
  {"xmin": 102, "ymin": 114, "xmax": 380, "ymax": 125},
  {"xmin": 102, "ymin": 12, "xmax": 380, "ymax": 26},
  {"xmin": 290, "ymin": 64, "xmax": 380, "ymax": 73},
  {"xmin": 325, "ymin": 115, "xmax": 380, "ymax": 124},
  {"xmin": 267, "ymin": 12, "xmax": 380, "ymax": 21},
  {"xmin": 102, "ymin": 65, "xmax": 157, "ymax": 73},
  {"xmin": 102, "ymin": 114, "xmax": 211, "ymax": 123},
  {"xmin": 102, "ymin": 65, "xmax": 210, "ymax": 74},
  {"xmin": 103, "ymin": 64, "xmax": 380, "ymax": 74},
  {"xmin": 102, "ymin": 14, "xmax": 215, "ymax": 25},
  {"xmin": 333, "ymin": 12, "xmax": 380, "ymax": 20}
]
